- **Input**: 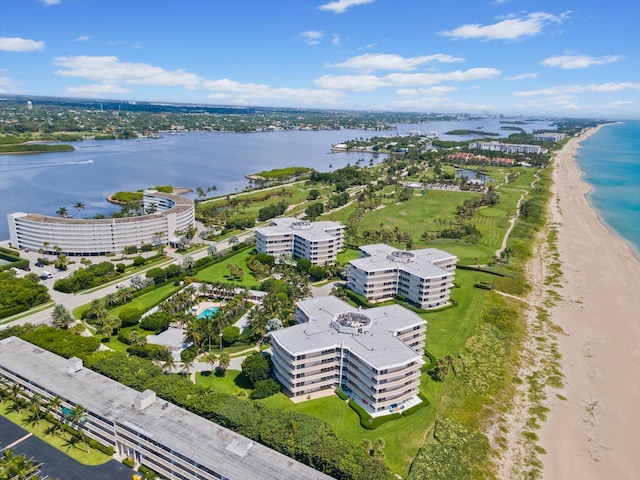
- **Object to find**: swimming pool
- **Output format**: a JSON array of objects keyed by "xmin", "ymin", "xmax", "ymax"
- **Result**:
[{"xmin": 198, "ymin": 307, "xmax": 219, "ymax": 319}]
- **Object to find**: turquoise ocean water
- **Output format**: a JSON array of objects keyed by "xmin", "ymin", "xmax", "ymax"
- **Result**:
[{"xmin": 574, "ymin": 121, "xmax": 640, "ymax": 255}]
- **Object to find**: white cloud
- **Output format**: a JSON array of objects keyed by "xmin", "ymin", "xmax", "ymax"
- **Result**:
[
  {"xmin": 515, "ymin": 82, "xmax": 640, "ymax": 97},
  {"xmin": 0, "ymin": 69, "xmax": 22, "ymax": 93},
  {"xmin": 396, "ymin": 86, "xmax": 456, "ymax": 96},
  {"xmin": 315, "ymin": 68, "xmax": 501, "ymax": 91},
  {"xmin": 67, "ymin": 84, "xmax": 132, "ymax": 96},
  {"xmin": 53, "ymin": 56, "xmax": 203, "ymax": 88},
  {"xmin": 204, "ymin": 79, "xmax": 345, "ymax": 105},
  {"xmin": 542, "ymin": 54, "xmax": 622, "ymax": 69},
  {"xmin": 505, "ymin": 72, "xmax": 538, "ymax": 80},
  {"xmin": 0, "ymin": 37, "xmax": 45, "ymax": 52},
  {"xmin": 439, "ymin": 11, "xmax": 568, "ymax": 41},
  {"xmin": 75, "ymin": 35, "xmax": 91, "ymax": 42},
  {"xmin": 332, "ymin": 34, "xmax": 341, "ymax": 45},
  {"xmin": 330, "ymin": 53, "xmax": 464, "ymax": 72},
  {"xmin": 105, "ymin": 40, "xmax": 142, "ymax": 49},
  {"xmin": 318, "ymin": 0, "xmax": 374, "ymax": 14},
  {"xmin": 39, "ymin": 0, "xmax": 61, "ymax": 5},
  {"xmin": 299, "ymin": 30, "xmax": 324, "ymax": 45}
]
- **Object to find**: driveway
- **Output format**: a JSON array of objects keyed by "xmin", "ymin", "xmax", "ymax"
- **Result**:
[{"xmin": 0, "ymin": 416, "xmax": 135, "ymax": 480}]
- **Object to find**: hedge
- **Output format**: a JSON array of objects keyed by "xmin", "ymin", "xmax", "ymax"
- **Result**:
[{"xmin": 347, "ymin": 398, "xmax": 402, "ymax": 430}]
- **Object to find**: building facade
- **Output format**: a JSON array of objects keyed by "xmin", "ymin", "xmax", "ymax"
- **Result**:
[
  {"xmin": 532, "ymin": 132, "xmax": 567, "ymax": 142},
  {"xmin": 347, "ymin": 244, "xmax": 457, "ymax": 309},
  {"xmin": 270, "ymin": 296, "xmax": 426, "ymax": 414},
  {"xmin": 0, "ymin": 336, "xmax": 332, "ymax": 480},
  {"xmin": 468, "ymin": 141, "xmax": 543, "ymax": 155},
  {"xmin": 255, "ymin": 217, "xmax": 344, "ymax": 265},
  {"xmin": 7, "ymin": 190, "xmax": 194, "ymax": 256}
]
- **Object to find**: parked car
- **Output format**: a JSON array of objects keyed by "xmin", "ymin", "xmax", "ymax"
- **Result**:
[
  {"xmin": 115, "ymin": 283, "xmax": 126, "ymax": 289},
  {"xmin": 35, "ymin": 262, "xmax": 45, "ymax": 267}
]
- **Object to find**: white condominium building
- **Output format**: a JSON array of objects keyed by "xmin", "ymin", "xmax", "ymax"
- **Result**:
[
  {"xmin": 255, "ymin": 217, "xmax": 344, "ymax": 265},
  {"xmin": 7, "ymin": 190, "xmax": 194, "ymax": 256},
  {"xmin": 532, "ymin": 132, "xmax": 567, "ymax": 142},
  {"xmin": 0, "ymin": 336, "xmax": 332, "ymax": 480},
  {"xmin": 468, "ymin": 141, "xmax": 543, "ymax": 155},
  {"xmin": 270, "ymin": 296, "xmax": 426, "ymax": 414},
  {"xmin": 348, "ymin": 244, "xmax": 457, "ymax": 309}
]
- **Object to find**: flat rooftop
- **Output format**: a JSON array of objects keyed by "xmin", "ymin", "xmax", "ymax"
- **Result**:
[
  {"xmin": 0, "ymin": 337, "xmax": 333, "ymax": 480},
  {"xmin": 351, "ymin": 244, "xmax": 457, "ymax": 276},
  {"xmin": 258, "ymin": 217, "xmax": 343, "ymax": 242},
  {"xmin": 274, "ymin": 297, "xmax": 425, "ymax": 369}
]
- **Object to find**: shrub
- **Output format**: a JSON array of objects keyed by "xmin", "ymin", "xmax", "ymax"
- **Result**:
[
  {"xmin": 222, "ymin": 325, "xmax": 240, "ymax": 346},
  {"xmin": 140, "ymin": 312, "xmax": 171, "ymax": 333},
  {"xmin": 119, "ymin": 307, "xmax": 142, "ymax": 327},
  {"xmin": 123, "ymin": 456, "xmax": 135, "ymax": 468},
  {"xmin": 133, "ymin": 256, "xmax": 145, "ymax": 267},
  {"xmin": 335, "ymin": 387, "xmax": 348, "ymax": 401},
  {"xmin": 249, "ymin": 378, "xmax": 281, "ymax": 399},
  {"xmin": 180, "ymin": 345, "xmax": 198, "ymax": 363}
]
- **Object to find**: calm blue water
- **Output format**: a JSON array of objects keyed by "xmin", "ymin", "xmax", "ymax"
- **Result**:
[
  {"xmin": 575, "ymin": 121, "xmax": 640, "ymax": 254},
  {"xmin": 0, "ymin": 118, "xmax": 555, "ymax": 240},
  {"xmin": 198, "ymin": 307, "xmax": 219, "ymax": 319}
]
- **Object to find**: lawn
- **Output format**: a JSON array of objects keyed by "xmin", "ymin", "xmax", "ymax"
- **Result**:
[
  {"xmin": 257, "ymin": 268, "xmax": 499, "ymax": 478},
  {"xmin": 1, "ymin": 401, "xmax": 112, "ymax": 465},
  {"xmin": 196, "ymin": 250, "xmax": 261, "ymax": 288},
  {"xmin": 195, "ymin": 369, "xmax": 253, "ymax": 396}
]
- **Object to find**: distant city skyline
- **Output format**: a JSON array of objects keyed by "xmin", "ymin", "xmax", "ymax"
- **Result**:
[{"xmin": 1, "ymin": 0, "xmax": 638, "ymax": 118}]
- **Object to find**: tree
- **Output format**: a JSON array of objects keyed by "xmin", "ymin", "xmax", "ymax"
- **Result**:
[
  {"xmin": 307, "ymin": 189, "xmax": 320, "ymax": 201},
  {"xmin": 71, "ymin": 404, "xmax": 90, "ymax": 453},
  {"xmin": 305, "ymin": 202, "xmax": 324, "ymax": 220},
  {"xmin": 218, "ymin": 351, "xmax": 231, "ymax": 375},
  {"xmin": 56, "ymin": 206, "xmax": 68, "ymax": 218},
  {"xmin": 55, "ymin": 253, "xmax": 69, "ymax": 271},
  {"xmin": 241, "ymin": 352, "xmax": 271, "ymax": 386},
  {"xmin": 204, "ymin": 352, "xmax": 218, "ymax": 372},
  {"xmin": 73, "ymin": 201, "xmax": 85, "ymax": 215},
  {"xmin": 51, "ymin": 303, "xmax": 73, "ymax": 329},
  {"xmin": 207, "ymin": 244, "xmax": 217, "ymax": 256},
  {"xmin": 222, "ymin": 325, "xmax": 240, "ymax": 345}
]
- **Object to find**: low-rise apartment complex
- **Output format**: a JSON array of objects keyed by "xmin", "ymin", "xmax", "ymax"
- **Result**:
[
  {"xmin": 7, "ymin": 190, "xmax": 194, "ymax": 256},
  {"xmin": 255, "ymin": 217, "xmax": 344, "ymax": 265},
  {"xmin": 270, "ymin": 296, "xmax": 426, "ymax": 414},
  {"xmin": 348, "ymin": 244, "xmax": 457, "ymax": 309},
  {"xmin": 0, "ymin": 336, "xmax": 332, "ymax": 480}
]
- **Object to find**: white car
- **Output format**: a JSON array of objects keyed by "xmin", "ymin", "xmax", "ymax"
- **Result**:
[{"xmin": 115, "ymin": 283, "xmax": 126, "ymax": 289}]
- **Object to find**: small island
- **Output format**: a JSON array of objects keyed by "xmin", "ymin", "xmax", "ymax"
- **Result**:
[
  {"xmin": 445, "ymin": 129, "xmax": 500, "ymax": 136},
  {"xmin": 246, "ymin": 166, "xmax": 313, "ymax": 182}
]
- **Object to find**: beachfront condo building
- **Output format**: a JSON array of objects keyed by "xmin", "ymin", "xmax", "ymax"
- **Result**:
[
  {"xmin": 7, "ymin": 190, "xmax": 194, "ymax": 256},
  {"xmin": 533, "ymin": 133, "xmax": 567, "ymax": 142},
  {"xmin": 0, "ymin": 336, "xmax": 332, "ymax": 480},
  {"xmin": 270, "ymin": 296, "xmax": 426, "ymax": 414},
  {"xmin": 255, "ymin": 217, "xmax": 344, "ymax": 265},
  {"xmin": 347, "ymin": 244, "xmax": 458, "ymax": 309},
  {"xmin": 468, "ymin": 141, "xmax": 543, "ymax": 155}
]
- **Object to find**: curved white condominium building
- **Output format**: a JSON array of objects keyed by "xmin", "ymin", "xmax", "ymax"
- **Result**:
[{"xmin": 7, "ymin": 190, "xmax": 194, "ymax": 256}]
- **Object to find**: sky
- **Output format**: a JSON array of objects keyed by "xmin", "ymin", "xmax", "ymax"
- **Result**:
[{"xmin": 1, "ymin": 0, "xmax": 639, "ymax": 118}]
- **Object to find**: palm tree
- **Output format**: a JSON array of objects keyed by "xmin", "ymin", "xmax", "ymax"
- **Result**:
[
  {"xmin": 56, "ymin": 206, "xmax": 68, "ymax": 218},
  {"xmin": 163, "ymin": 355, "xmax": 176, "ymax": 373},
  {"xmin": 71, "ymin": 404, "xmax": 89, "ymax": 453},
  {"xmin": 28, "ymin": 393, "xmax": 43, "ymax": 426},
  {"xmin": 55, "ymin": 253, "xmax": 68, "ymax": 271},
  {"xmin": 73, "ymin": 201, "xmax": 85, "ymax": 215},
  {"xmin": 218, "ymin": 352, "xmax": 231, "ymax": 375},
  {"xmin": 204, "ymin": 352, "xmax": 218, "ymax": 372},
  {"xmin": 52, "ymin": 304, "xmax": 73, "ymax": 329}
]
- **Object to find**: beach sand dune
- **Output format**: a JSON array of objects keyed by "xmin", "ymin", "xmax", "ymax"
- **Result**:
[{"xmin": 540, "ymin": 126, "xmax": 640, "ymax": 479}]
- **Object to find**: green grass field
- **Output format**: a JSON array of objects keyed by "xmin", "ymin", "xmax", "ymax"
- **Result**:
[{"xmin": 196, "ymin": 250, "xmax": 260, "ymax": 288}]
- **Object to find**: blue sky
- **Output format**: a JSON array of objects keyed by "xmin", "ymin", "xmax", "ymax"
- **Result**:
[{"xmin": 1, "ymin": 0, "xmax": 638, "ymax": 118}]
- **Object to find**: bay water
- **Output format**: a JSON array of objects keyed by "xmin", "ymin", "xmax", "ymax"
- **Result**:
[{"xmin": 0, "ymin": 118, "xmax": 554, "ymax": 240}]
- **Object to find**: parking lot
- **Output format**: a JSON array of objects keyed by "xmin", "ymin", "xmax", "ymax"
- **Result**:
[{"xmin": 0, "ymin": 416, "xmax": 135, "ymax": 480}]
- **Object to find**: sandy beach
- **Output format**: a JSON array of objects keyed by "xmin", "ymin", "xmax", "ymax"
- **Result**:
[{"xmin": 539, "ymin": 126, "xmax": 640, "ymax": 479}]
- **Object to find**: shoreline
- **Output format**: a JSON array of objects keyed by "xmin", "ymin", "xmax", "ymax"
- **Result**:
[{"xmin": 539, "ymin": 125, "xmax": 640, "ymax": 478}]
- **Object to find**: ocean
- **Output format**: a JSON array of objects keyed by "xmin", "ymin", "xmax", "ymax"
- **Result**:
[{"xmin": 575, "ymin": 120, "xmax": 640, "ymax": 255}]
